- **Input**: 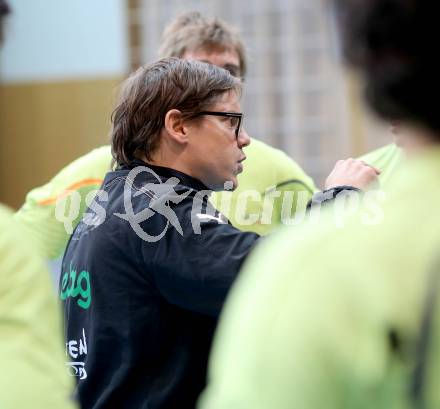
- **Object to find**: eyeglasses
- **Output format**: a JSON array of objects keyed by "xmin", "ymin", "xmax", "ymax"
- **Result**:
[{"xmin": 195, "ymin": 111, "xmax": 244, "ymax": 139}]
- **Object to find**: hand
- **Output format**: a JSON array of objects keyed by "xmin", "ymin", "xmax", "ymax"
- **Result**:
[{"xmin": 324, "ymin": 158, "xmax": 380, "ymax": 190}]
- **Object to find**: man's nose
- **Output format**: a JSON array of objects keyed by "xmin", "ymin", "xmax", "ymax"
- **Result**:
[{"xmin": 237, "ymin": 127, "xmax": 251, "ymax": 148}]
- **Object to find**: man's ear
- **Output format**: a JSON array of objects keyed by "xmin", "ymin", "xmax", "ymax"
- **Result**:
[{"xmin": 164, "ymin": 109, "xmax": 189, "ymax": 144}]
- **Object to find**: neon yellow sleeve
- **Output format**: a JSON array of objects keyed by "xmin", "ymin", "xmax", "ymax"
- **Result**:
[
  {"xmin": 211, "ymin": 139, "xmax": 316, "ymax": 235},
  {"xmin": 0, "ymin": 205, "xmax": 77, "ymax": 409},
  {"xmin": 358, "ymin": 143, "xmax": 404, "ymax": 187},
  {"xmin": 14, "ymin": 146, "xmax": 112, "ymax": 259}
]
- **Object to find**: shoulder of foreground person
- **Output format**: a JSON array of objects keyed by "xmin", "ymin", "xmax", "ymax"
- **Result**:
[
  {"xmin": 0, "ymin": 205, "xmax": 77, "ymax": 409},
  {"xmin": 199, "ymin": 148, "xmax": 440, "ymax": 409},
  {"xmin": 14, "ymin": 145, "xmax": 112, "ymax": 259}
]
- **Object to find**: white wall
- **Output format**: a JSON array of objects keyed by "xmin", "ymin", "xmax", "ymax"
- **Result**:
[{"xmin": 0, "ymin": 0, "xmax": 129, "ymax": 83}]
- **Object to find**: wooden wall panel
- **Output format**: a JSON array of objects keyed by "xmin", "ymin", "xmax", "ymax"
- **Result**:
[{"xmin": 0, "ymin": 77, "xmax": 122, "ymax": 208}]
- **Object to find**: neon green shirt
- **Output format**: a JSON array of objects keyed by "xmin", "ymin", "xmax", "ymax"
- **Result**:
[
  {"xmin": 15, "ymin": 146, "xmax": 111, "ymax": 259},
  {"xmin": 15, "ymin": 140, "xmax": 315, "ymax": 259},
  {"xmin": 359, "ymin": 143, "xmax": 404, "ymax": 186},
  {"xmin": 199, "ymin": 147, "xmax": 440, "ymax": 409},
  {"xmin": 211, "ymin": 138, "xmax": 316, "ymax": 235},
  {"xmin": 0, "ymin": 205, "xmax": 76, "ymax": 409}
]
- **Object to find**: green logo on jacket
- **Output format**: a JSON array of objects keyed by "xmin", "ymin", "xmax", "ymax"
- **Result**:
[{"xmin": 60, "ymin": 264, "xmax": 91, "ymax": 309}]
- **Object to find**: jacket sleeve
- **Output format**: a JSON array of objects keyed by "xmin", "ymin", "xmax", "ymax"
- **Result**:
[
  {"xmin": 144, "ymin": 197, "xmax": 260, "ymax": 317},
  {"xmin": 0, "ymin": 205, "xmax": 77, "ymax": 409}
]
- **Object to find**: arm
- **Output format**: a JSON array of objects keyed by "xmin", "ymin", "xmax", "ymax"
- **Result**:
[
  {"xmin": 145, "ymin": 197, "xmax": 260, "ymax": 317},
  {"xmin": 307, "ymin": 158, "xmax": 380, "ymax": 209},
  {"xmin": 14, "ymin": 146, "xmax": 112, "ymax": 259}
]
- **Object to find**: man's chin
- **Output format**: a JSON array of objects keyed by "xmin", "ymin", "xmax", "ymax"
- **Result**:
[{"xmin": 209, "ymin": 178, "xmax": 238, "ymax": 192}]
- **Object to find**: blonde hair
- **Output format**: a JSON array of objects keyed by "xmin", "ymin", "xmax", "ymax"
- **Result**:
[{"xmin": 158, "ymin": 12, "xmax": 247, "ymax": 78}]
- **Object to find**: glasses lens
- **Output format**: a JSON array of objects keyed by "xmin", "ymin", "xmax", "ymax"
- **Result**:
[{"xmin": 228, "ymin": 116, "xmax": 240, "ymax": 128}]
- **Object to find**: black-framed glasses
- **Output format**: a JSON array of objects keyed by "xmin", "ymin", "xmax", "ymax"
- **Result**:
[{"xmin": 195, "ymin": 111, "xmax": 244, "ymax": 139}]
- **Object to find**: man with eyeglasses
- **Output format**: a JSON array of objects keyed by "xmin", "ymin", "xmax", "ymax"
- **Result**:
[
  {"xmin": 14, "ymin": 11, "xmax": 377, "ymax": 261},
  {"xmin": 61, "ymin": 57, "xmax": 259, "ymax": 409}
]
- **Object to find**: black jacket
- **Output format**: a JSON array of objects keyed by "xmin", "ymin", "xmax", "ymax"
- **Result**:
[{"xmin": 61, "ymin": 160, "xmax": 260, "ymax": 409}]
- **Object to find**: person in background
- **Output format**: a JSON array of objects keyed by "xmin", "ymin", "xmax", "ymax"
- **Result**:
[
  {"xmin": 199, "ymin": 0, "xmax": 440, "ymax": 408},
  {"xmin": 158, "ymin": 12, "xmax": 316, "ymax": 232},
  {"xmin": 0, "ymin": 3, "xmax": 76, "ymax": 408},
  {"xmin": 15, "ymin": 11, "xmax": 378, "ymax": 260}
]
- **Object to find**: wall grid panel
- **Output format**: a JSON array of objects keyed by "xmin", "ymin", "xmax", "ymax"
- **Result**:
[{"xmin": 134, "ymin": 0, "xmax": 390, "ymax": 186}]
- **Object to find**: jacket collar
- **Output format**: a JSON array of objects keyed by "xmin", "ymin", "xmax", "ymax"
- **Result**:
[{"xmin": 118, "ymin": 159, "xmax": 210, "ymax": 192}]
